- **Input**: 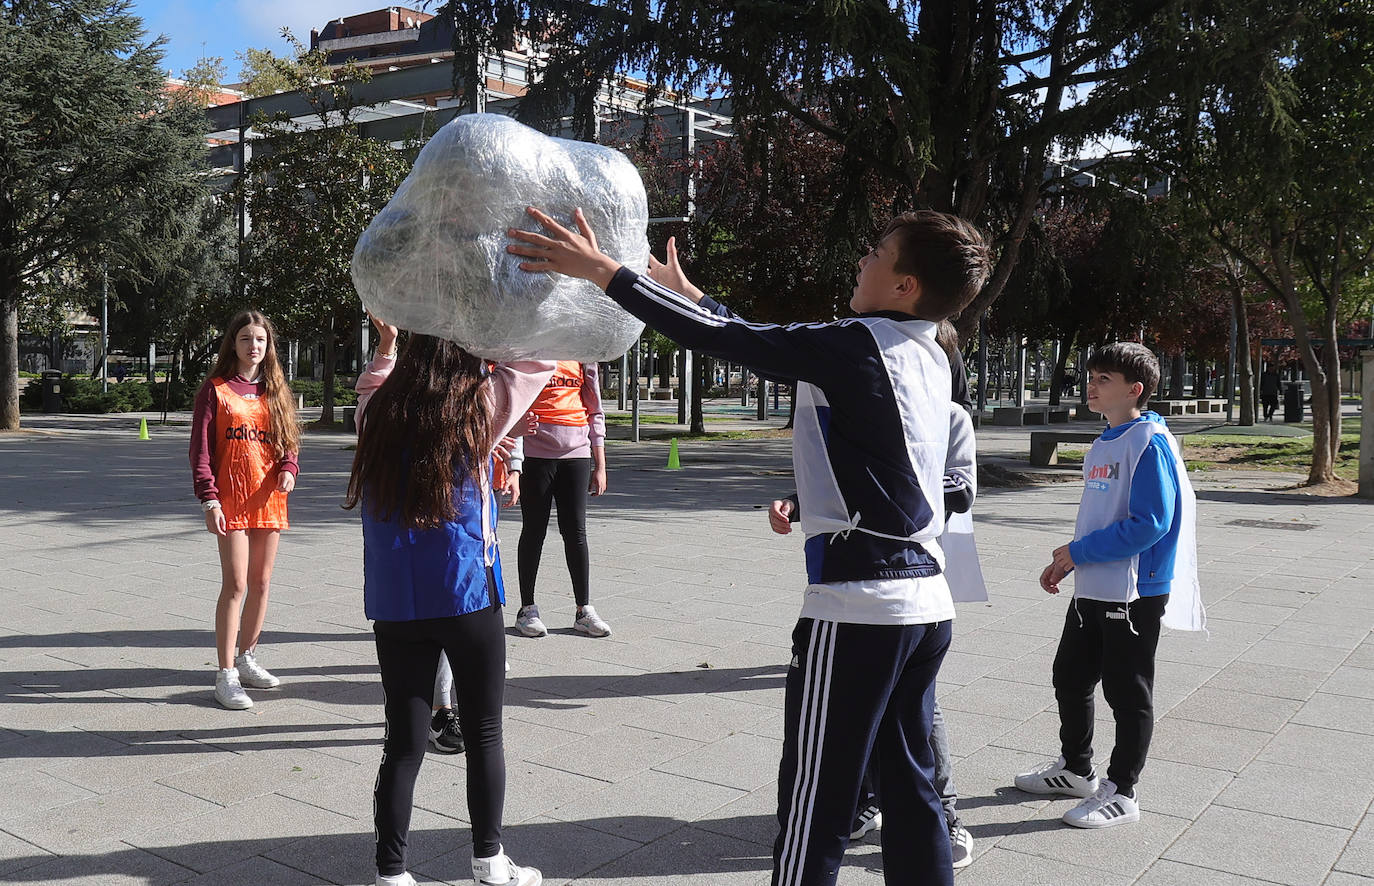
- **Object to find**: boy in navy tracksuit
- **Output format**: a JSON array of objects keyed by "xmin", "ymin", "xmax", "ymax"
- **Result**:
[
  {"xmin": 1016, "ymin": 342, "xmax": 1204, "ymax": 828},
  {"xmin": 509, "ymin": 207, "xmax": 992, "ymax": 886}
]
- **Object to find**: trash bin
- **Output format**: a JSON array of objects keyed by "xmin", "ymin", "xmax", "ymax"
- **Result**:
[
  {"xmin": 1283, "ymin": 382, "xmax": 1304, "ymax": 423},
  {"xmin": 40, "ymin": 370, "xmax": 63, "ymax": 413}
]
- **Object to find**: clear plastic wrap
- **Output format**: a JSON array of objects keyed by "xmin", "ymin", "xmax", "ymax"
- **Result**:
[{"xmin": 351, "ymin": 113, "xmax": 648, "ymax": 362}]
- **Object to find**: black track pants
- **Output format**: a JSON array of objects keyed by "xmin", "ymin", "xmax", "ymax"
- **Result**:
[{"xmin": 1053, "ymin": 594, "xmax": 1169, "ymax": 795}]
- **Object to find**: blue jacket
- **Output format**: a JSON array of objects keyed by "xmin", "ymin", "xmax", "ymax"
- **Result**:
[
  {"xmin": 605, "ymin": 268, "xmax": 950, "ymax": 585},
  {"xmin": 362, "ymin": 460, "xmax": 504, "ymax": 621},
  {"xmin": 1068, "ymin": 412, "xmax": 1181, "ymax": 596}
]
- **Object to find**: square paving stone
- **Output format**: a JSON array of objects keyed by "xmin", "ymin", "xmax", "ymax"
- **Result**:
[
  {"xmin": 3, "ymin": 782, "xmax": 222, "ymax": 855},
  {"xmin": 1334, "ymin": 812, "xmax": 1374, "ymax": 878},
  {"xmin": 0, "ymin": 841, "xmax": 196, "ymax": 885},
  {"xmin": 1259, "ymin": 723, "xmax": 1374, "ymax": 778},
  {"xmin": 1167, "ymin": 686, "xmax": 1303, "ymax": 733},
  {"xmin": 547, "ymin": 769, "xmax": 745, "ymax": 844},
  {"xmin": 1202, "ymin": 659, "xmax": 1326, "ymax": 701},
  {"xmin": 564, "ymin": 824, "xmax": 772, "ymax": 885},
  {"xmin": 1147, "ymin": 715, "xmax": 1269, "ymax": 773},
  {"xmin": 1214, "ymin": 759, "xmax": 1368, "ymax": 829},
  {"xmin": 654, "ymin": 731, "xmax": 784, "ymax": 793},
  {"xmin": 525, "ymin": 726, "xmax": 701, "ymax": 786},
  {"xmin": 169, "ymin": 855, "xmax": 326, "ymax": 885},
  {"xmin": 948, "ymin": 846, "xmax": 1134, "ymax": 886},
  {"xmin": 1292, "ymin": 691, "xmax": 1374, "ymax": 736},
  {"xmin": 1163, "ymin": 805, "xmax": 1349, "ymax": 886},
  {"xmin": 998, "ymin": 802, "xmax": 1191, "ymax": 880}
]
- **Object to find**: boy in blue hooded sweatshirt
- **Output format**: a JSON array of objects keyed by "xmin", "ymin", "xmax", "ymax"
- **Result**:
[{"xmin": 1016, "ymin": 342, "xmax": 1204, "ymax": 829}]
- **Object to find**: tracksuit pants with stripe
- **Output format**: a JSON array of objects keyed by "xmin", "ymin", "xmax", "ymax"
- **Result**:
[{"xmin": 773, "ymin": 617, "xmax": 953, "ymax": 886}]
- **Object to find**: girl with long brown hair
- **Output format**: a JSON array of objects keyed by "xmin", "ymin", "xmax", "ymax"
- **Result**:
[
  {"xmin": 189, "ymin": 309, "xmax": 301, "ymax": 710},
  {"xmin": 347, "ymin": 315, "xmax": 551, "ymax": 886}
]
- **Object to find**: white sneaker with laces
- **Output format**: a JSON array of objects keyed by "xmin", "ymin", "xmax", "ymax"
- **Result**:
[
  {"xmin": 849, "ymin": 803, "xmax": 881, "ymax": 840},
  {"xmin": 1013, "ymin": 755, "xmax": 1100, "ymax": 798},
  {"xmin": 234, "ymin": 651, "xmax": 280, "ymax": 688},
  {"xmin": 1062, "ymin": 779, "xmax": 1140, "ymax": 828},
  {"xmin": 376, "ymin": 873, "xmax": 417, "ymax": 886},
  {"xmin": 472, "ymin": 848, "xmax": 541, "ymax": 885},
  {"xmin": 214, "ymin": 667, "xmax": 252, "ymax": 710},
  {"xmin": 574, "ymin": 604, "xmax": 611, "ymax": 637},
  {"xmin": 950, "ymin": 820, "xmax": 974, "ymax": 868},
  {"xmin": 515, "ymin": 605, "xmax": 548, "ymax": 638}
]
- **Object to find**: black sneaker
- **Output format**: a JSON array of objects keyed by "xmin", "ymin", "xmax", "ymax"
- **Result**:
[{"xmin": 429, "ymin": 709, "xmax": 464, "ymax": 754}]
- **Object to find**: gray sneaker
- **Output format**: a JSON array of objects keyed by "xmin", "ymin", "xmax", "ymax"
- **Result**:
[
  {"xmin": 950, "ymin": 820, "xmax": 973, "ymax": 868},
  {"xmin": 214, "ymin": 668, "xmax": 252, "ymax": 710},
  {"xmin": 574, "ymin": 605, "xmax": 611, "ymax": 637},
  {"xmin": 472, "ymin": 849, "xmax": 541, "ymax": 885},
  {"xmin": 234, "ymin": 651, "xmax": 280, "ymax": 689},
  {"xmin": 515, "ymin": 605, "xmax": 547, "ymax": 637}
]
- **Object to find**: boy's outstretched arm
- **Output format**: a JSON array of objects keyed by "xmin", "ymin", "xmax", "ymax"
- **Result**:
[{"xmin": 509, "ymin": 208, "xmax": 851, "ymax": 386}]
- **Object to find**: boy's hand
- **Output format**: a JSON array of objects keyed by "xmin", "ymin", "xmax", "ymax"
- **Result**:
[
  {"xmin": 504, "ymin": 471, "xmax": 521, "ymax": 508},
  {"xmin": 1040, "ymin": 562, "xmax": 1067, "ymax": 594},
  {"xmin": 648, "ymin": 236, "xmax": 707, "ymax": 304},
  {"xmin": 768, "ymin": 499, "xmax": 795, "ymax": 535},
  {"xmin": 1051, "ymin": 544, "xmax": 1076, "ymax": 575},
  {"xmin": 507, "ymin": 207, "xmax": 622, "ymax": 290}
]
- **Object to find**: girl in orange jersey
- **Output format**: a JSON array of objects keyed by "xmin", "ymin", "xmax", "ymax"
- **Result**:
[
  {"xmin": 514, "ymin": 360, "xmax": 611, "ymax": 638},
  {"xmin": 189, "ymin": 310, "xmax": 300, "ymax": 710}
]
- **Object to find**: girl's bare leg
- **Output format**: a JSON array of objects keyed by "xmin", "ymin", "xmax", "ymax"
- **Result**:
[
  {"xmin": 237, "ymin": 529, "xmax": 281, "ymax": 655},
  {"xmin": 215, "ymin": 530, "xmax": 250, "ymax": 669}
]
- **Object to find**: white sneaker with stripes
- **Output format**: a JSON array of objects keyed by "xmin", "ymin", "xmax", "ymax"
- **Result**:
[
  {"xmin": 1062, "ymin": 779, "xmax": 1140, "ymax": 828},
  {"xmin": 1013, "ymin": 756, "xmax": 1100, "ymax": 798},
  {"xmin": 849, "ymin": 803, "xmax": 881, "ymax": 840}
]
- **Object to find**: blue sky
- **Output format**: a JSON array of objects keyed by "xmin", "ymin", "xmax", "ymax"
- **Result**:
[{"xmin": 131, "ymin": 0, "xmax": 408, "ymax": 80}]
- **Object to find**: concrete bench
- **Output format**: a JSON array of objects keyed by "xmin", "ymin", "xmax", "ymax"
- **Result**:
[
  {"xmin": 1048, "ymin": 406, "xmax": 1072, "ymax": 423},
  {"xmin": 993, "ymin": 405, "xmax": 1050, "ymax": 426},
  {"xmin": 1154, "ymin": 400, "xmax": 1197, "ymax": 416},
  {"xmin": 1195, "ymin": 399, "xmax": 1225, "ymax": 414},
  {"xmin": 1031, "ymin": 429, "xmax": 1189, "ymax": 466},
  {"xmin": 1073, "ymin": 403, "xmax": 1100, "ymax": 420},
  {"xmin": 1030, "ymin": 430, "xmax": 1102, "ymax": 466}
]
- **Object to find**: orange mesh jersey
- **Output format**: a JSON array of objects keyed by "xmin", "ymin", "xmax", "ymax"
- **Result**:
[
  {"xmin": 530, "ymin": 361, "xmax": 589, "ymax": 427},
  {"xmin": 211, "ymin": 379, "xmax": 290, "ymax": 530}
]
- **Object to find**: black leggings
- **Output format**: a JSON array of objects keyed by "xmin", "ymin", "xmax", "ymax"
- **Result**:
[
  {"xmin": 373, "ymin": 586, "xmax": 506, "ymax": 876},
  {"xmin": 517, "ymin": 456, "xmax": 592, "ymax": 608}
]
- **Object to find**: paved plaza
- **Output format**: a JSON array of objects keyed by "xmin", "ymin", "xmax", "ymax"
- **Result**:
[{"xmin": 2, "ymin": 414, "xmax": 1374, "ymax": 885}]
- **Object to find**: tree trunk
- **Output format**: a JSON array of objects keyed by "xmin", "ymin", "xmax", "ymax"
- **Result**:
[
  {"xmin": 321, "ymin": 332, "xmax": 336, "ymax": 425},
  {"xmin": 1048, "ymin": 335, "xmax": 1074, "ymax": 407},
  {"xmin": 1269, "ymin": 251, "xmax": 1334, "ymax": 484},
  {"xmin": 1232, "ymin": 283, "xmax": 1255, "ymax": 425},
  {"xmin": 689, "ymin": 349, "xmax": 705, "ymax": 434},
  {"xmin": 1, "ymin": 296, "xmax": 19, "ymax": 430},
  {"xmin": 1169, "ymin": 354, "xmax": 1185, "ymax": 399}
]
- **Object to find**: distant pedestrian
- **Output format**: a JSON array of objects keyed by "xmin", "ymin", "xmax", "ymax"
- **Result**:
[
  {"xmin": 189, "ymin": 310, "xmax": 299, "ymax": 711},
  {"xmin": 1259, "ymin": 367, "xmax": 1280, "ymax": 421}
]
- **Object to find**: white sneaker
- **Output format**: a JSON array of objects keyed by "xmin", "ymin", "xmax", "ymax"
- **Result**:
[
  {"xmin": 472, "ymin": 848, "xmax": 541, "ymax": 885},
  {"xmin": 234, "ymin": 651, "xmax": 280, "ymax": 689},
  {"xmin": 950, "ymin": 820, "xmax": 974, "ymax": 869},
  {"xmin": 515, "ymin": 605, "xmax": 547, "ymax": 638},
  {"xmin": 849, "ymin": 803, "xmax": 881, "ymax": 840},
  {"xmin": 1014, "ymin": 756, "xmax": 1099, "ymax": 798},
  {"xmin": 574, "ymin": 604, "xmax": 611, "ymax": 637},
  {"xmin": 1062, "ymin": 779, "xmax": 1140, "ymax": 829},
  {"xmin": 376, "ymin": 873, "xmax": 417, "ymax": 886},
  {"xmin": 214, "ymin": 668, "xmax": 252, "ymax": 710}
]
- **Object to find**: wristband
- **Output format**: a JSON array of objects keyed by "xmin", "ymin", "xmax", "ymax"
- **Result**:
[{"xmin": 201, "ymin": 499, "xmax": 222, "ymax": 512}]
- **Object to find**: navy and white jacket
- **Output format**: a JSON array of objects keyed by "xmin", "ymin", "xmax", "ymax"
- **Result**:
[{"xmin": 605, "ymin": 269, "xmax": 953, "ymax": 604}]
